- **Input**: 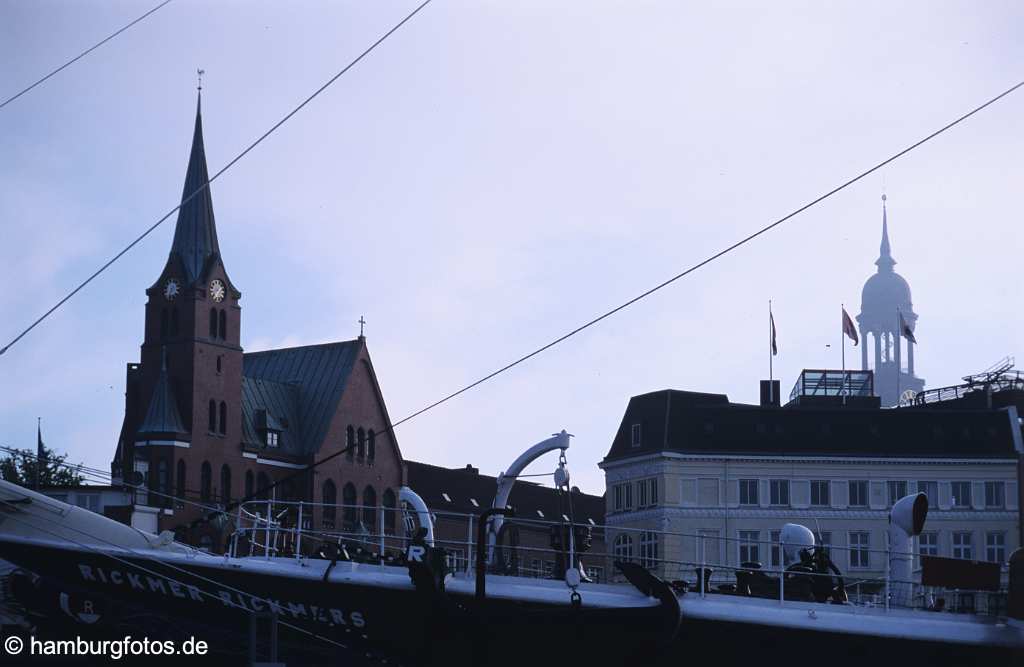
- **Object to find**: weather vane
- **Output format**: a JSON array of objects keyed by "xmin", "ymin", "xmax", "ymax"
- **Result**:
[{"xmin": 197, "ymin": 68, "xmax": 205, "ymax": 91}]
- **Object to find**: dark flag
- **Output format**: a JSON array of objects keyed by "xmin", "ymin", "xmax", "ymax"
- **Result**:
[
  {"xmin": 770, "ymin": 310, "xmax": 778, "ymax": 356},
  {"xmin": 899, "ymin": 311, "xmax": 917, "ymax": 344},
  {"xmin": 841, "ymin": 308, "xmax": 859, "ymax": 346}
]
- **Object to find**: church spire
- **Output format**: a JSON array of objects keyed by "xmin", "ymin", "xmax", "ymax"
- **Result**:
[
  {"xmin": 169, "ymin": 88, "xmax": 220, "ymax": 285},
  {"xmin": 875, "ymin": 194, "xmax": 896, "ymax": 272}
]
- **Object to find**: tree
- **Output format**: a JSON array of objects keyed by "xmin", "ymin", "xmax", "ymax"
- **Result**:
[{"xmin": 0, "ymin": 443, "xmax": 86, "ymax": 488}]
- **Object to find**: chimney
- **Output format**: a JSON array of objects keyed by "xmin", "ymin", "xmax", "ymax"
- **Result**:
[
  {"xmin": 464, "ymin": 464, "xmax": 478, "ymax": 474},
  {"xmin": 760, "ymin": 380, "xmax": 781, "ymax": 407}
]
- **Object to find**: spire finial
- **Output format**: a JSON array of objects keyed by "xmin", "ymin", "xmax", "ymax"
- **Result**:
[
  {"xmin": 875, "ymin": 194, "xmax": 895, "ymax": 271},
  {"xmin": 197, "ymin": 68, "xmax": 204, "ymax": 91}
]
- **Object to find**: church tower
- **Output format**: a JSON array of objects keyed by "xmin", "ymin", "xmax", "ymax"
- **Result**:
[
  {"xmin": 113, "ymin": 90, "xmax": 243, "ymax": 524},
  {"xmin": 855, "ymin": 196, "xmax": 924, "ymax": 406}
]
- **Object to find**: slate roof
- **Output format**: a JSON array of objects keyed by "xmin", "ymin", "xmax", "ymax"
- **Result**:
[
  {"xmin": 137, "ymin": 353, "xmax": 187, "ymax": 438},
  {"xmin": 169, "ymin": 92, "xmax": 220, "ymax": 285},
  {"xmin": 603, "ymin": 389, "xmax": 1019, "ymax": 463},
  {"xmin": 242, "ymin": 340, "xmax": 361, "ymax": 456},
  {"xmin": 405, "ymin": 460, "xmax": 605, "ymax": 525}
]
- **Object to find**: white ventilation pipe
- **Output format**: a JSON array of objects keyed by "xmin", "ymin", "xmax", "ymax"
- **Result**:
[{"xmin": 888, "ymin": 492, "xmax": 928, "ymax": 606}]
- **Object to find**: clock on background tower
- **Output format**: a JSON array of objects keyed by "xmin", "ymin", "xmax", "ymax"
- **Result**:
[
  {"xmin": 163, "ymin": 279, "xmax": 179, "ymax": 301},
  {"xmin": 209, "ymin": 279, "xmax": 225, "ymax": 303}
]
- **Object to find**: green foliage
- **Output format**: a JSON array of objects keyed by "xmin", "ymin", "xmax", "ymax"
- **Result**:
[{"xmin": 0, "ymin": 443, "xmax": 86, "ymax": 488}]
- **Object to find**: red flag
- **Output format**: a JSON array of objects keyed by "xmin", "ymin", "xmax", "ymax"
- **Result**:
[
  {"xmin": 770, "ymin": 310, "xmax": 778, "ymax": 356},
  {"xmin": 842, "ymin": 308, "xmax": 859, "ymax": 346},
  {"xmin": 899, "ymin": 311, "xmax": 917, "ymax": 344}
]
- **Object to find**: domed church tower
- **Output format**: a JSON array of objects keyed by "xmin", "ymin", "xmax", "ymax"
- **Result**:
[{"xmin": 856, "ymin": 196, "xmax": 924, "ymax": 406}]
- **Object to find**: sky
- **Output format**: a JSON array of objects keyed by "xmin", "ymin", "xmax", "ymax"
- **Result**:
[{"xmin": 0, "ymin": 0, "xmax": 1021, "ymax": 495}]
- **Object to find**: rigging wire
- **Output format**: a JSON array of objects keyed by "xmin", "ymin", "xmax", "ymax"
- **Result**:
[
  {"xmin": 0, "ymin": 0, "xmax": 434, "ymax": 358},
  {"xmin": 0, "ymin": 0, "xmax": 174, "ymax": 111}
]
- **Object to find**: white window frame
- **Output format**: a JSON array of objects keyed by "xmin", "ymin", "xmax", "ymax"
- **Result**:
[
  {"xmin": 887, "ymin": 480, "xmax": 908, "ymax": 507},
  {"xmin": 810, "ymin": 480, "xmax": 830, "ymax": 507},
  {"xmin": 613, "ymin": 534, "xmax": 634, "ymax": 561},
  {"xmin": 639, "ymin": 531, "xmax": 658, "ymax": 569},
  {"xmin": 951, "ymin": 481, "xmax": 972, "ymax": 509},
  {"xmin": 984, "ymin": 481, "xmax": 1005, "ymax": 509},
  {"xmin": 916, "ymin": 531, "xmax": 938, "ymax": 570},
  {"xmin": 848, "ymin": 480, "xmax": 868, "ymax": 507},
  {"xmin": 739, "ymin": 479, "xmax": 759, "ymax": 506},
  {"xmin": 849, "ymin": 531, "xmax": 870, "ymax": 569},
  {"xmin": 916, "ymin": 480, "xmax": 938, "ymax": 502},
  {"xmin": 952, "ymin": 531, "xmax": 973, "ymax": 560},
  {"xmin": 985, "ymin": 532, "xmax": 1006, "ymax": 564},
  {"xmin": 769, "ymin": 479, "xmax": 790, "ymax": 507},
  {"xmin": 770, "ymin": 530, "xmax": 782, "ymax": 568},
  {"xmin": 738, "ymin": 530, "xmax": 760, "ymax": 565}
]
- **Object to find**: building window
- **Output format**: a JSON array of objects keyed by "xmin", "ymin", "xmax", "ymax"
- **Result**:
[
  {"xmin": 916, "ymin": 480, "xmax": 938, "ymax": 502},
  {"xmin": 887, "ymin": 480, "xmax": 908, "ymax": 507},
  {"xmin": 264, "ymin": 430, "xmax": 279, "ymax": 447},
  {"xmin": 218, "ymin": 309, "xmax": 227, "ymax": 340},
  {"xmin": 218, "ymin": 401, "xmax": 227, "ymax": 435},
  {"xmin": 363, "ymin": 486, "xmax": 377, "ymax": 528},
  {"xmin": 848, "ymin": 480, "xmax": 868, "ymax": 507},
  {"xmin": 357, "ymin": 428, "xmax": 366, "ymax": 458},
  {"xmin": 157, "ymin": 460, "xmax": 169, "ymax": 506},
  {"xmin": 76, "ymin": 493, "xmax": 101, "ymax": 513},
  {"xmin": 917, "ymin": 531, "xmax": 938, "ymax": 568},
  {"xmin": 256, "ymin": 472, "xmax": 270, "ymax": 500},
  {"xmin": 811, "ymin": 480, "xmax": 830, "ymax": 507},
  {"xmin": 346, "ymin": 425, "xmax": 355, "ymax": 460},
  {"xmin": 383, "ymin": 488, "xmax": 397, "ymax": 534},
  {"xmin": 770, "ymin": 480, "xmax": 789, "ymax": 506},
  {"xmin": 849, "ymin": 531, "xmax": 870, "ymax": 569},
  {"xmin": 208, "ymin": 400, "xmax": 216, "ymax": 433},
  {"xmin": 984, "ymin": 481, "xmax": 1005, "ymax": 509},
  {"xmin": 342, "ymin": 483, "xmax": 357, "ymax": 528},
  {"xmin": 630, "ymin": 423, "xmax": 641, "ymax": 447},
  {"xmin": 952, "ymin": 532, "xmax": 973, "ymax": 560},
  {"xmin": 216, "ymin": 355, "xmax": 222, "ymax": 374},
  {"xmin": 585, "ymin": 566, "xmax": 604, "ymax": 583},
  {"xmin": 738, "ymin": 530, "xmax": 760, "ymax": 565},
  {"xmin": 770, "ymin": 530, "xmax": 782, "ymax": 568},
  {"xmin": 951, "ymin": 482, "xmax": 972, "ymax": 508},
  {"xmin": 637, "ymin": 478, "xmax": 658, "ymax": 508},
  {"xmin": 613, "ymin": 483, "xmax": 633, "ymax": 512},
  {"xmin": 176, "ymin": 459, "xmax": 186, "ymax": 500},
  {"xmin": 209, "ymin": 309, "xmax": 217, "ymax": 338},
  {"xmin": 817, "ymin": 531, "xmax": 832, "ymax": 552},
  {"xmin": 322, "ymin": 480, "xmax": 337, "ymax": 528},
  {"xmin": 220, "ymin": 465, "xmax": 231, "ymax": 505},
  {"xmin": 200, "ymin": 461, "xmax": 212, "ymax": 503},
  {"xmin": 739, "ymin": 479, "xmax": 759, "ymax": 506},
  {"xmin": 367, "ymin": 430, "xmax": 376, "ymax": 461},
  {"xmin": 639, "ymin": 531, "xmax": 658, "ymax": 569},
  {"xmin": 245, "ymin": 470, "xmax": 254, "ymax": 500},
  {"xmin": 986, "ymin": 532, "xmax": 1006, "ymax": 563},
  {"xmin": 613, "ymin": 534, "xmax": 634, "ymax": 562}
]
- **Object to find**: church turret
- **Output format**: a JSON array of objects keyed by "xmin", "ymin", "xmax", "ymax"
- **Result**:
[{"xmin": 855, "ymin": 195, "xmax": 924, "ymax": 406}]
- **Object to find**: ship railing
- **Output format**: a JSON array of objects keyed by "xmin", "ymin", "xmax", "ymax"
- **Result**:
[{"xmin": 227, "ymin": 501, "xmax": 1008, "ymax": 618}]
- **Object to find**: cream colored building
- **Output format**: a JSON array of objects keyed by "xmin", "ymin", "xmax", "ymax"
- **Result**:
[{"xmin": 599, "ymin": 378, "xmax": 1022, "ymax": 594}]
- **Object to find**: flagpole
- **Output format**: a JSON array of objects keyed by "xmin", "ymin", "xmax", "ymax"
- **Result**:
[
  {"xmin": 841, "ymin": 304, "xmax": 847, "ymax": 402},
  {"xmin": 896, "ymin": 308, "xmax": 901, "ymax": 405},
  {"xmin": 769, "ymin": 300, "xmax": 773, "ymax": 384}
]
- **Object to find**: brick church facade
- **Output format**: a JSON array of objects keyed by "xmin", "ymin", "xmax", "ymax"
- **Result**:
[{"xmin": 110, "ymin": 93, "xmax": 404, "ymax": 548}]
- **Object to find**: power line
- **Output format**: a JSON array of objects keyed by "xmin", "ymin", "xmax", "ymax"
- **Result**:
[
  {"xmin": 0, "ymin": 0, "xmax": 434, "ymax": 358},
  {"xmin": 0, "ymin": 0, "xmax": 174, "ymax": 111}
]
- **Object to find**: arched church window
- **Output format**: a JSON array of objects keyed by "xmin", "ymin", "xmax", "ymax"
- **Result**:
[
  {"xmin": 357, "ymin": 428, "xmax": 366, "ymax": 458},
  {"xmin": 342, "ymin": 483, "xmax": 357, "ymax": 528},
  {"xmin": 346, "ymin": 426, "xmax": 355, "ymax": 460},
  {"xmin": 220, "ymin": 465, "xmax": 231, "ymax": 505},
  {"xmin": 322, "ymin": 480, "xmax": 337, "ymax": 527},
  {"xmin": 367, "ymin": 430, "xmax": 376, "ymax": 461},
  {"xmin": 219, "ymin": 310, "xmax": 227, "ymax": 340},
  {"xmin": 157, "ymin": 460, "xmax": 169, "ymax": 506},
  {"xmin": 200, "ymin": 461, "xmax": 212, "ymax": 502},
  {"xmin": 209, "ymin": 309, "xmax": 217, "ymax": 338},
  {"xmin": 176, "ymin": 459, "xmax": 186, "ymax": 500},
  {"xmin": 245, "ymin": 470, "xmax": 254, "ymax": 500},
  {"xmin": 382, "ymin": 488, "xmax": 397, "ymax": 534},
  {"xmin": 363, "ymin": 486, "xmax": 377, "ymax": 528},
  {"xmin": 170, "ymin": 308, "xmax": 179, "ymax": 337},
  {"xmin": 257, "ymin": 472, "xmax": 270, "ymax": 500},
  {"xmin": 218, "ymin": 401, "xmax": 227, "ymax": 435},
  {"xmin": 160, "ymin": 309, "xmax": 169, "ymax": 338},
  {"xmin": 216, "ymin": 355, "xmax": 222, "ymax": 374},
  {"xmin": 208, "ymin": 400, "xmax": 216, "ymax": 433}
]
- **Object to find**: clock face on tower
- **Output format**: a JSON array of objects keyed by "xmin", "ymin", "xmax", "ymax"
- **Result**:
[
  {"xmin": 209, "ymin": 279, "xmax": 226, "ymax": 303},
  {"xmin": 163, "ymin": 279, "xmax": 180, "ymax": 301}
]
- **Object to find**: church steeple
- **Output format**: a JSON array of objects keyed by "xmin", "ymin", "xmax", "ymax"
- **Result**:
[
  {"xmin": 875, "ymin": 194, "xmax": 896, "ymax": 272},
  {"xmin": 170, "ymin": 90, "xmax": 220, "ymax": 285}
]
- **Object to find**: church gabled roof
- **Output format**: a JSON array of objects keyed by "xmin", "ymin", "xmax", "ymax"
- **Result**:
[
  {"xmin": 169, "ymin": 92, "xmax": 220, "ymax": 285},
  {"xmin": 137, "ymin": 350, "xmax": 188, "ymax": 438},
  {"xmin": 242, "ymin": 341, "xmax": 362, "ymax": 456}
]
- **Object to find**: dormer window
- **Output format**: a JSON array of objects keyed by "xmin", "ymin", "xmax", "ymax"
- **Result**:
[
  {"xmin": 631, "ymin": 423, "xmax": 641, "ymax": 447},
  {"xmin": 264, "ymin": 430, "xmax": 279, "ymax": 447}
]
